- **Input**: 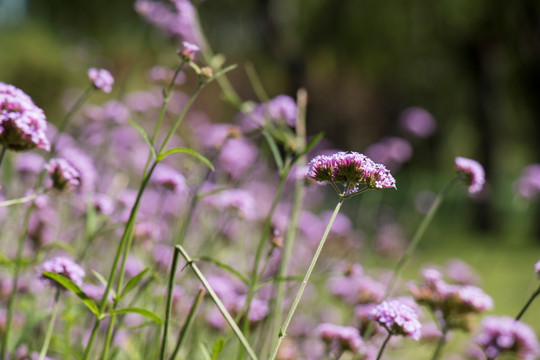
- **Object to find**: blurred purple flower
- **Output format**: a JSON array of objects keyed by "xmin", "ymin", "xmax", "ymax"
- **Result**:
[
  {"xmin": 218, "ymin": 138, "xmax": 258, "ymax": 180},
  {"xmin": 476, "ymin": 316, "xmax": 540, "ymax": 360},
  {"xmin": 455, "ymin": 156, "xmax": 485, "ymax": 195},
  {"xmin": 81, "ymin": 283, "xmax": 113, "ymax": 302},
  {"xmin": 92, "ymin": 193, "xmax": 114, "ymax": 215},
  {"xmin": 45, "ymin": 158, "xmax": 81, "ymax": 191},
  {"xmin": 125, "ymin": 89, "xmax": 163, "ymax": 112},
  {"xmin": 328, "ymin": 263, "xmax": 385, "ymax": 305},
  {"xmin": 372, "ymin": 223, "xmax": 407, "ymax": 259},
  {"xmin": 178, "ymin": 41, "xmax": 199, "ymax": 61},
  {"xmin": 515, "ymin": 164, "xmax": 540, "ymax": 200},
  {"xmin": 445, "ymin": 259, "xmax": 481, "ymax": 286},
  {"xmin": 315, "ymin": 323, "xmax": 363, "ymax": 355},
  {"xmin": 58, "ymin": 146, "xmax": 98, "ymax": 193},
  {"xmin": 88, "ymin": 68, "xmax": 114, "ymax": 94},
  {"xmin": 399, "ymin": 107, "xmax": 436, "ymax": 138},
  {"xmin": 238, "ymin": 95, "xmax": 297, "ymax": 131},
  {"xmin": 535, "ymin": 260, "xmax": 540, "ymax": 279},
  {"xmin": 146, "ymin": 67, "xmax": 186, "ymax": 86},
  {"xmin": 369, "ymin": 299, "xmax": 422, "ymax": 340},
  {"xmin": 204, "ymin": 188, "xmax": 256, "ymax": 220},
  {"xmin": 152, "ymin": 163, "xmax": 187, "ymax": 194},
  {"xmin": 0, "ymin": 82, "xmax": 50, "ymax": 151},
  {"xmin": 37, "ymin": 256, "xmax": 85, "ymax": 289},
  {"xmin": 365, "ymin": 137, "xmax": 412, "ymax": 171},
  {"xmin": 16, "ymin": 152, "xmax": 45, "ymax": 177}
]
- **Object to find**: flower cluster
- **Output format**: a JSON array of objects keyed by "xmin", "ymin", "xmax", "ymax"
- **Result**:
[
  {"xmin": 0, "ymin": 82, "xmax": 50, "ymax": 152},
  {"xmin": 515, "ymin": 164, "xmax": 540, "ymax": 200},
  {"xmin": 315, "ymin": 323, "xmax": 363, "ymax": 355},
  {"xmin": 307, "ymin": 151, "xmax": 396, "ymax": 195},
  {"xmin": 178, "ymin": 41, "xmax": 199, "ymax": 61},
  {"xmin": 36, "ymin": 256, "xmax": 85, "ymax": 289},
  {"xmin": 87, "ymin": 68, "xmax": 114, "ymax": 94},
  {"xmin": 476, "ymin": 316, "xmax": 540, "ymax": 360},
  {"xmin": 455, "ymin": 156, "xmax": 485, "ymax": 195},
  {"xmin": 239, "ymin": 95, "xmax": 298, "ymax": 132},
  {"xmin": 369, "ymin": 299, "xmax": 422, "ymax": 340},
  {"xmin": 45, "ymin": 158, "xmax": 81, "ymax": 191},
  {"xmin": 410, "ymin": 268, "xmax": 493, "ymax": 330}
]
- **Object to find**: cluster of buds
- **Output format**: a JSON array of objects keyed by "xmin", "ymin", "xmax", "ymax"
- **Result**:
[
  {"xmin": 455, "ymin": 156, "xmax": 485, "ymax": 195},
  {"xmin": 307, "ymin": 151, "xmax": 396, "ymax": 196},
  {"xmin": 45, "ymin": 158, "xmax": 81, "ymax": 192},
  {"xmin": 369, "ymin": 299, "xmax": 422, "ymax": 341},
  {"xmin": 410, "ymin": 268, "xmax": 493, "ymax": 331},
  {"xmin": 315, "ymin": 323, "xmax": 364, "ymax": 356}
]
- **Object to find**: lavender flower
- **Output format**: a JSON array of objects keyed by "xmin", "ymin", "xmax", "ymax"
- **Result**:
[
  {"xmin": 315, "ymin": 323, "xmax": 363, "ymax": 355},
  {"xmin": 87, "ymin": 68, "xmax": 114, "ymax": 93},
  {"xmin": 37, "ymin": 256, "xmax": 85, "ymax": 289},
  {"xmin": 204, "ymin": 188, "xmax": 256, "ymax": 220},
  {"xmin": 45, "ymin": 158, "xmax": 81, "ymax": 191},
  {"xmin": 535, "ymin": 260, "xmax": 540, "ymax": 280},
  {"xmin": 152, "ymin": 163, "xmax": 186, "ymax": 194},
  {"xmin": 238, "ymin": 95, "xmax": 298, "ymax": 131},
  {"xmin": 399, "ymin": 106, "xmax": 436, "ymax": 138},
  {"xmin": 455, "ymin": 156, "xmax": 485, "ymax": 194},
  {"xmin": 178, "ymin": 41, "xmax": 199, "ymax": 61},
  {"xmin": 369, "ymin": 299, "xmax": 422, "ymax": 340},
  {"xmin": 476, "ymin": 316, "xmax": 540, "ymax": 360},
  {"xmin": 515, "ymin": 164, "xmax": 540, "ymax": 200},
  {"xmin": 0, "ymin": 82, "xmax": 50, "ymax": 151},
  {"xmin": 307, "ymin": 151, "xmax": 396, "ymax": 195}
]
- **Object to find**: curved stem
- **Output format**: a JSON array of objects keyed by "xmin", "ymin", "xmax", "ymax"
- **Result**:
[
  {"xmin": 38, "ymin": 290, "xmax": 61, "ymax": 360},
  {"xmin": 430, "ymin": 325, "xmax": 449, "ymax": 360},
  {"xmin": 515, "ymin": 283, "xmax": 540, "ymax": 321},
  {"xmin": 169, "ymin": 288, "xmax": 205, "ymax": 360},
  {"xmin": 375, "ymin": 332, "xmax": 392, "ymax": 360},
  {"xmin": 268, "ymin": 198, "xmax": 344, "ymax": 360}
]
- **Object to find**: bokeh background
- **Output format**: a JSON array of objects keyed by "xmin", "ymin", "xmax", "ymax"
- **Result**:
[{"xmin": 1, "ymin": 0, "xmax": 539, "ymax": 337}]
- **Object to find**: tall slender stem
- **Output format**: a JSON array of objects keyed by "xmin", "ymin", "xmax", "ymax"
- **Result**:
[
  {"xmin": 268, "ymin": 198, "xmax": 344, "ymax": 360},
  {"xmin": 515, "ymin": 283, "xmax": 540, "ymax": 321},
  {"xmin": 38, "ymin": 290, "xmax": 61, "ymax": 360},
  {"xmin": 375, "ymin": 332, "xmax": 392, "ymax": 360},
  {"xmin": 169, "ymin": 288, "xmax": 205, "ymax": 360},
  {"xmin": 384, "ymin": 177, "xmax": 458, "ymax": 297},
  {"xmin": 0, "ymin": 146, "xmax": 7, "ymax": 171},
  {"xmin": 176, "ymin": 245, "xmax": 259, "ymax": 360},
  {"xmin": 429, "ymin": 325, "xmax": 449, "ymax": 360},
  {"xmin": 160, "ymin": 240, "xmax": 182, "ymax": 360}
]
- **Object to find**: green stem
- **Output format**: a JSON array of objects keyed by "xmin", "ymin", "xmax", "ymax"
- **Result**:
[
  {"xmin": 169, "ymin": 288, "xmax": 206, "ymax": 360},
  {"xmin": 0, "ymin": 146, "xmax": 6, "ymax": 170},
  {"xmin": 268, "ymin": 198, "xmax": 344, "ymax": 360},
  {"xmin": 515, "ymin": 283, "xmax": 540, "ymax": 321},
  {"xmin": 160, "ymin": 240, "xmax": 182, "ymax": 360},
  {"xmin": 375, "ymin": 332, "xmax": 392, "ymax": 360},
  {"xmin": 384, "ymin": 177, "xmax": 458, "ymax": 298},
  {"xmin": 429, "ymin": 325, "xmax": 449, "ymax": 360},
  {"xmin": 268, "ymin": 89, "xmax": 307, "ymax": 357},
  {"xmin": 0, "ymin": 189, "xmax": 46, "ymax": 208},
  {"xmin": 38, "ymin": 290, "xmax": 61, "ymax": 360},
  {"xmin": 176, "ymin": 245, "xmax": 259, "ymax": 360}
]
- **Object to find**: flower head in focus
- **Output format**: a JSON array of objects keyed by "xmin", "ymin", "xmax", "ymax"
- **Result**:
[
  {"xmin": 369, "ymin": 299, "xmax": 422, "ymax": 340},
  {"xmin": 45, "ymin": 158, "xmax": 81, "ymax": 192},
  {"xmin": 307, "ymin": 151, "xmax": 396, "ymax": 196},
  {"xmin": 37, "ymin": 256, "xmax": 85, "ymax": 289},
  {"xmin": 0, "ymin": 82, "xmax": 50, "ymax": 152},
  {"xmin": 178, "ymin": 41, "xmax": 199, "ymax": 61},
  {"xmin": 88, "ymin": 68, "xmax": 114, "ymax": 93},
  {"xmin": 476, "ymin": 316, "xmax": 540, "ymax": 360},
  {"xmin": 455, "ymin": 156, "xmax": 485, "ymax": 195}
]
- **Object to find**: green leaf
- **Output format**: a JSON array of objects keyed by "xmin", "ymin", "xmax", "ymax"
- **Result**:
[
  {"xmin": 41, "ymin": 271, "xmax": 100, "ymax": 316},
  {"xmin": 199, "ymin": 342, "xmax": 212, "ymax": 360},
  {"xmin": 119, "ymin": 267, "xmax": 150, "ymax": 299},
  {"xmin": 0, "ymin": 251, "xmax": 11, "ymax": 266},
  {"xmin": 128, "ymin": 118, "xmax": 157, "ymax": 159},
  {"xmin": 103, "ymin": 307, "xmax": 162, "ymax": 325},
  {"xmin": 196, "ymin": 256, "xmax": 249, "ymax": 285},
  {"xmin": 210, "ymin": 338, "xmax": 225, "ymax": 360},
  {"xmin": 213, "ymin": 64, "xmax": 238, "ymax": 79},
  {"xmin": 292, "ymin": 132, "xmax": 324, "ymax": 164},
  {"xmin": 157, "ymin": 147, "xmax": 214, "ymax": 171}
]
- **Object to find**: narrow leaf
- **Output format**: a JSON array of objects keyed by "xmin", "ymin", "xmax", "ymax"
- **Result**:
[
  {"xmin": 128, "ymin": 118, "xmax": 157, "ymax": 159},
  {"xmin": 213, "ymin": 64, "xmax": 238, "ymax": 79},
  {"xmin": 199, "ymin": 342, "xmax": 212, "ymax": 360},
  {"xmin": 157, "ymin": 147, "xmax": 214, "ymax": 171},
  {"xmin": 119, "ymin": 267, "xmax": 150, "ymax": 299},
  {"xmin": 197, "ymin": 256, "xmax": 249, "ymax": 285},
  {"xmin": 41, "ymin": 271, "xmax": 99, "ymax": 316},
  {"xmin": 104, "ymin": 307, "xmax": 162, "ymax": 325},
  {"xmin": 210, "ymin": 338, "xmax": 225, "ymax": 360}
]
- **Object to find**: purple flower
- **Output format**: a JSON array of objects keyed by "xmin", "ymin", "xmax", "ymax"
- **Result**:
[
  {"xmin": 535, "ymin": 260, "xmax": 540, "ymax": 280},
  {"xmin": 152, "ymin": 164, "xmax": 187, "ymax": 194},
  {"xmin": 315, "ymin": 323, "xmax": 363, "ymax": 354},
  {"xmin": 45, "ymin": 158, "xmax": 81, "ymax": 191},
  {"xmin": 37, "ymin": 256, "xmax": 85, "ymax": 289},
  {"xmin": 455, "ymin": 156, "xmax": 485, "ymax": 194},
  {"xmin": 307, "ymin": 151, "xmax": 396, "ymax": 194},
  {"xmin": 476, "ymin": 316, "xmax": 540, "ymax": 360},
  {"xmin": 16, "ymin": 152, "xmax": 45, "ymax": 176},
  {"xmin": 266, "ymin": 95, "xmax": 298, "ymax": 127},
  {"xmin": 327, "ymin": 263, "xmax": 385, "ymax": 304},
  {"xmin": 515, "ymin": 164, "xmax": 540, "ymax": 200},
  {"xmin": 178, "ymin": 41, "xmax": 200, "ymax": 61},
  {"xmin": 369, "ymin": 299, "xmax": 422, "ymax": 340},
  {"xmin": 0, "ymin": 82, "xmax": 50, "ymax": 151},
  {"xmin": 87, "ymin": 68, "xmax": 114, "ymax": 93},
  {"xmin": 365, "ymin": 137, "xmax": 413, "ymax": 171},
  {"xmin": 399, "ymin": 107, "xmax": 436, "ymax": 138},
  {"xmin": 204, "ymin": 188, "xmax": 256, "ymax": 220},
  {"xmin": 218, "ymin": 138, "xmax": 258, "ymax": 180}
]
